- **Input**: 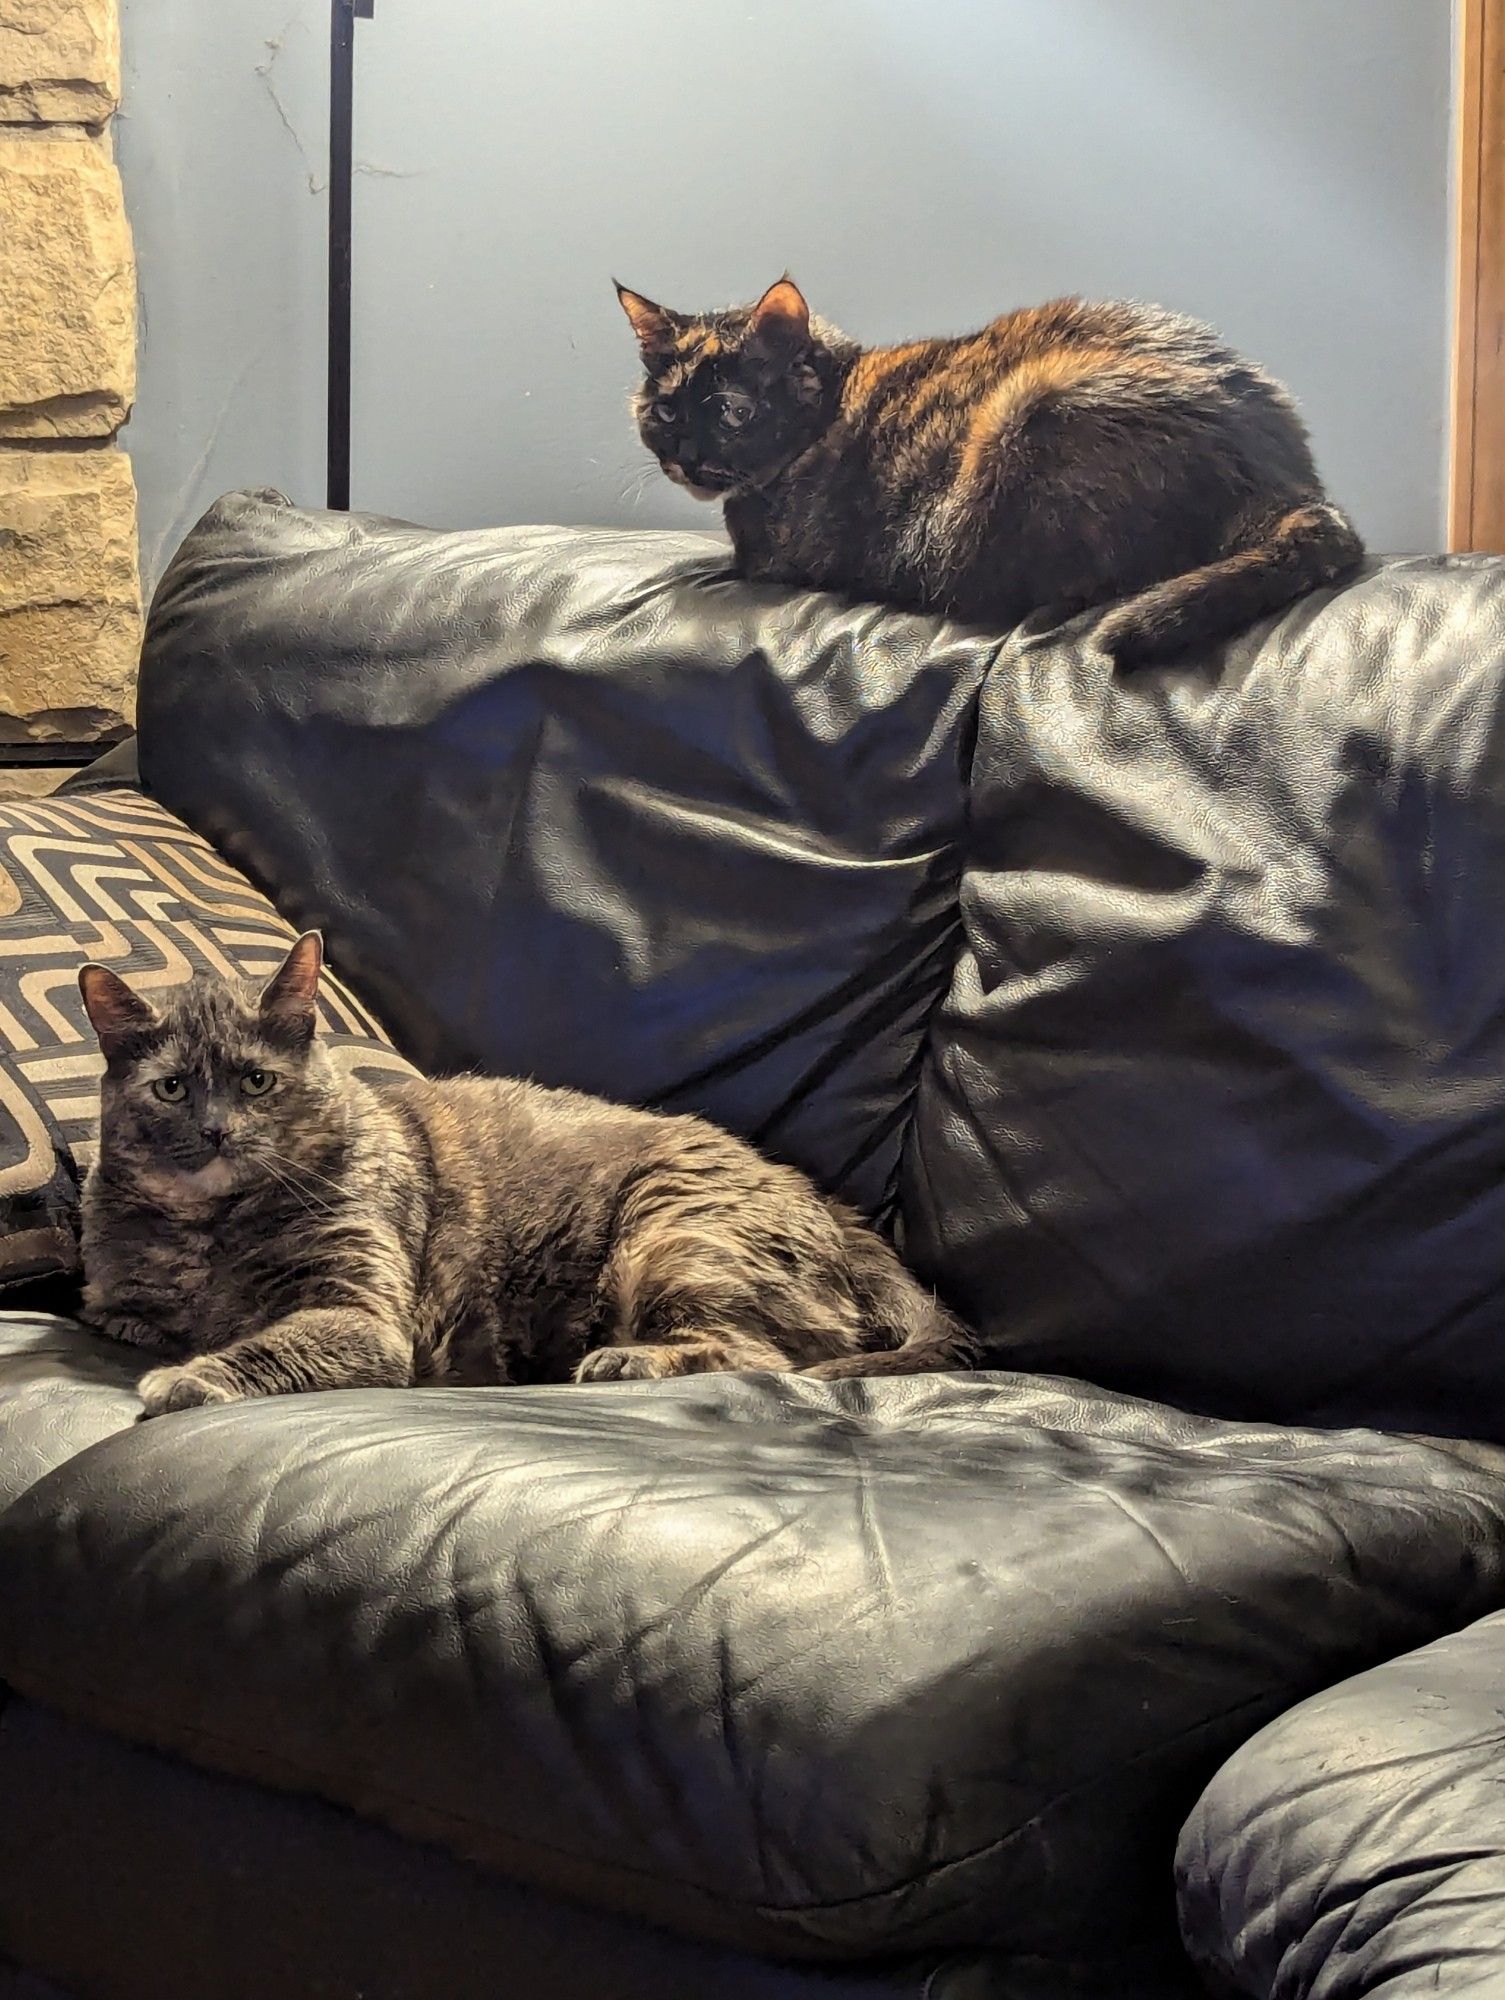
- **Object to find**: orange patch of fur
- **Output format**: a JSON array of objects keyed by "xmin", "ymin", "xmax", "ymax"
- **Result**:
[
  {"xmin": 954, "ymin": 346, "xmax": 1114, "ymax": 492},
  {"xmin": 844, "ymin": 342, "xmax": 932, "ymax": 412}
]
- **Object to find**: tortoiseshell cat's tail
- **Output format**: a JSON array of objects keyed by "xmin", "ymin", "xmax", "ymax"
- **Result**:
[
  {"xmin": 1097, "ymin": 499, "xmax": 1364, "ymax": 672},
  {"xmin": 802, "ymin": 1217, "xmax": 980, "ymax": 1381}
]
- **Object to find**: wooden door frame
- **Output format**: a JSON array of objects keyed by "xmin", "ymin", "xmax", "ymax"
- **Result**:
[{"xmin": 1452, "ymin": 0, "xmax": 1505, "ymax": 549}]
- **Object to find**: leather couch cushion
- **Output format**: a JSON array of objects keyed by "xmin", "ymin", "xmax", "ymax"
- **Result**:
[
  {"xmin": 0, "ymin": 1315, "xmax": 140, "ymax": 1514},
  {"xmin": 0, "ymin": 1313, "xmax": 141, "ymax": 1734},
  {"xmin": 905, "ymin": 555, "xmax": 1505, "ymax": 1439},
  {"xmin": 2, "ymin": 1368, "xmax": 1504, "ymax": 1972},
  {"xmin": 1177, "ymin": 1608, "xmax": 1505, "ymax": 1998},
  {"xmin": 135, "ymin": 491, "xmax": 988, "ymax": 1218}
]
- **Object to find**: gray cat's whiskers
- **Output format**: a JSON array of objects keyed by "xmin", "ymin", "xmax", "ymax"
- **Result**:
[
  {"xmin": 260, "ymin": 1148, "xmax": 346, "ymax": 1210},
  {"xmin": 257, "ymin": 1153, "xmax": 340, "ymax": 1219}
]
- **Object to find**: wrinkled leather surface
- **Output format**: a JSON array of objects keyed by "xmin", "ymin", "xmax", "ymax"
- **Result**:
[
  {"xmin": 32, "ymin": 501, "xmax": 1505, "ymax": 1991},
  {"xmin": 137, "ymin": 491, "xmax": 988, "ymax": 1218},
  {"xmin": 0, "ymin": 1315, "xmax": 141, "ymax": 1514},
  {"xmin": 3, "ymin": 1367, "xmax": 1504, "ymax": 1972},
  {"xmin": 0, "ymin": 1315, "xmax": 141, "ymax": 1740},
  {"xmin": 1177, "ymin": 1608, "xmax": 1505, "ymax": 1997},
  {"xmin": 905, "ymin": 555, "xmax": 1505, "ymax": 1439},
  {"xmin": 141, "ymin": 498, "xmax": 1505, "ymax": 1435}
]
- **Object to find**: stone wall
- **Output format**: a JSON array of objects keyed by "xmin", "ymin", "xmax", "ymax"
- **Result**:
[{"xmin": 0, "ymin": 0, "xmax": 139, "ymax": 767}]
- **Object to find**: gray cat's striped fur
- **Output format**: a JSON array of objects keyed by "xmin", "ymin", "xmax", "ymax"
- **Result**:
[{"xmin": 77, "ymin": 936, "xmax": 973, "ymax": 1418}]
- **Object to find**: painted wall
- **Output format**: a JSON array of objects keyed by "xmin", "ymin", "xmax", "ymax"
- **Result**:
[{"xmin": 119, "ymin": 0, "xmax": 1454, "ymax": 588}]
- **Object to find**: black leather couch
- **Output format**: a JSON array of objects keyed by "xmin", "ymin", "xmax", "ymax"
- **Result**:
[{"xmin": 4, "ymin": 491, "xmax": 1505, "ymax": 1999}]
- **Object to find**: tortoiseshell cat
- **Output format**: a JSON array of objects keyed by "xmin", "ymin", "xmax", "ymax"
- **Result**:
[
  {"xmin": 77, "ymin": 937, "xmax": 972, "ymax": 1418},
  {"xmin": 617, "ymin": 277, "xmax": 1362, "ymax": 666}
]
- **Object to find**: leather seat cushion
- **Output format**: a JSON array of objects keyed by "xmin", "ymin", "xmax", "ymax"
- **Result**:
[{"xmin": 2, "ymin": 1365, "xmax": 1504, "ymax": 1967}]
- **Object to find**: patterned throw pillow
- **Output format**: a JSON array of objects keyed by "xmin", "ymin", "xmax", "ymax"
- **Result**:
[{"xmin": 0, "ymin": 785, "xmax": 415, "ymax": 1294}]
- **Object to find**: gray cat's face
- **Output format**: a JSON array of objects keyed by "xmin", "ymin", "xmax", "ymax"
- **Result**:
[{"xmin": 80, "ymin": 935, "xmax": 339, "ymax": 1196}]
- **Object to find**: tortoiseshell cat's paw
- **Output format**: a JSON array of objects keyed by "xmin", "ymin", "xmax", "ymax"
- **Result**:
[{"xmin": 136, "ymin": 1360, "xmax": 241, "ymax": 1420}]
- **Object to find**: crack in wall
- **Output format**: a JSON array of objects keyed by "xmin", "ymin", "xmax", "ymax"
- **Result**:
[
  {"xmin": 254, "ymin": 20, "xmax": 323, "ymax": 196},
  {"xmin": 253, "ymin": 20, "xmax": 422, "ymax": 195}
]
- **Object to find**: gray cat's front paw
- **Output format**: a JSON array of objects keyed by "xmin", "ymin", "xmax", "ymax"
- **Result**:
[
  {"xmin": 136, "ymin": 1361, "xmax": 240, "ymax": 1420},
  {"xmin": 574, "ymin": 1345, "xmax": 675, "ymax": 1383}
]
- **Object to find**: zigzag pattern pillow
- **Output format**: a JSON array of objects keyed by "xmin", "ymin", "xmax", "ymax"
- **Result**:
[{"xmin": 0, "ymin": 785, "xmax": 414, "ymax": 1293}]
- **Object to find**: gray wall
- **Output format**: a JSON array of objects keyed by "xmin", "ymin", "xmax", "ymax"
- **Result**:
[{"xmin": 119, "ymin": 0, "xmax": 1455, "ymax": 589}]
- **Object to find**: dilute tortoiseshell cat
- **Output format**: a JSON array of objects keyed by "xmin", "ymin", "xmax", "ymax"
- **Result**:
[
  {"xmin": 77, "ymin": 937, "xmax": 972, "ymax": 1418},
  {"xmin": 617, "ymin": 277, "xmax": 1363, "ymax": 667}
]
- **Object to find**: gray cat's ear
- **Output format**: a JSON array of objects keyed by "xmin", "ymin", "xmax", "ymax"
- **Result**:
[
  {"xmin": 79, "ymin": 964, "xmax": 158, "ymax": 1051},
  {"xmin": 259, "ymin": 932, "xmax": 323, "ymax": 1039},
  {"xmin": 748, "ymin": 275, "xmax": 810, "ymax": 348},
  {"xmin": 614, "ymin": 281, "xmax": 678, "ymax": 356}
]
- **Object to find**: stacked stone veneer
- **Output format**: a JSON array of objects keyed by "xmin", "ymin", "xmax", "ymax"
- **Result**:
[{"xmin": 0, "ymin": 0, "xmax": 139, "ymax": 754}]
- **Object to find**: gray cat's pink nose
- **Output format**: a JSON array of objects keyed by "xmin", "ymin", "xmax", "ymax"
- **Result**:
[{"xmin": 201, "ymin": 1125, "xmax": 228, "ymax": 1151}]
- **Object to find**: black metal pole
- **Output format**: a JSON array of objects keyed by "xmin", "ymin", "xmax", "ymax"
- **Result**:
[{"xmin": 327, "ymin": 0, "xmax": 372, "ymax": 511}]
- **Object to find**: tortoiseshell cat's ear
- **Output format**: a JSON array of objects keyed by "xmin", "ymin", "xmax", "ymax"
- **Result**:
[
  {"xmin": 749, "ymin": 276, "xmax": 810, "ymax": 348},
  {"xmin": 259, "ymin": 932, "xmax": 323, "ymax": 1040},
  {"xmin": 79, "ymin": 964, "xmax": 159, "ymax": 1052},
  {"xmin": 614, "ymin": 282, "xmax": 678, "ymax": 357}
]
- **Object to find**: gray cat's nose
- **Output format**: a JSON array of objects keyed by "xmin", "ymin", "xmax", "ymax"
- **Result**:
[{"xmin": 201, "ymin": 1125, "xmax": 228, "ymax": 1151}]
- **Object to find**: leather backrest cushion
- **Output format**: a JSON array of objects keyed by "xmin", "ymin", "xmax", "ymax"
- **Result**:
[
  {"xmin": 137, "ymin": 492, "xmax": 989, "ymax": 1217},
  {"xmin": 904, "ymin": 557, "xmax": 1505, "ymax": 1440}
]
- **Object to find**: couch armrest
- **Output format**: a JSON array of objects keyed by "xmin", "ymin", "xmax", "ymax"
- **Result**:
[{"xmin": 1178, "ymin": 1608, "xmax": 1505, "ymax": 1996}]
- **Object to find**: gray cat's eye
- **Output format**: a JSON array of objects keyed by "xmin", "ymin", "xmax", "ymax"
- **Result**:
[
  {"xmin": 720, "ymin": 402, "xmax": 752, "ymax": 431},
  {"xmin": 151, "ymin": 1076, "xmax": 187, "ymax": 1104},
  {"xmin": 241, "ymin": 1068, "xmax": 278, "ymax": 1097},
  {"xmin": 650, "ymin": 398, "xmax": 676, "ymax": 423}
]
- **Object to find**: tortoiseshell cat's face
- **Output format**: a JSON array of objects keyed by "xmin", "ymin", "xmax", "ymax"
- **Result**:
[{"xmin": 616, "ymin": 277, "xmax": 839, "ymax": 500}]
